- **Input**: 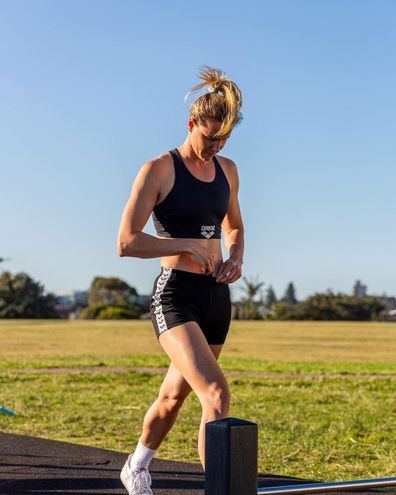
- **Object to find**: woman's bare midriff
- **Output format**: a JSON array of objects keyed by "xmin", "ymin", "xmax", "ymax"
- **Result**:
[{"xmin": 159, "ymin": 237, "xmax": 223, "ymax": 276}]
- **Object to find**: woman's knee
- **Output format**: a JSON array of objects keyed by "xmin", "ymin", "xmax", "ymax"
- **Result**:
[
  {"xmin": 157, "ymin": 390, "xmax": 190, "ymax": 415},
  {"xmin": 201, "ymin": 380, "xmax": 230, "ymax": 414}
]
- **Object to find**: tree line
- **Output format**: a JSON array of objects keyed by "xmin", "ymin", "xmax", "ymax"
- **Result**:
[
  {"xmin": 0, "ymin": 271, "xmax": 147, "ymax": 319},
  {"xmin": 0, "ymin": 270, "xmax": 388, "ymax": 321},
  {"xmin": 240, "ymin": 277, "xmax": 386, "ymax": 321}
]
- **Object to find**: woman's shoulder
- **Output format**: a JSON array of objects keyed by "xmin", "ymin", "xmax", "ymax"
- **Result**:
[
  {"xmin": 138, "ymin": 151, "xmax": 174, "ymax": 180},
  {"xmin": 216, "ymin": 154, "xmax": 238, "ymax": 171},
  {"xmin": 216, "ymin": 154, "xmax": 239, "ymax": 185}
]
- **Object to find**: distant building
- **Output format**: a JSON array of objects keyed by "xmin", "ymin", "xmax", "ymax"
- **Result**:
[
  {"xmin": 381, "ymin": 295, "xmax": 396, "ymax": 311},
  {"xmin": 137, "ymin": 294, "xmax": 151, "ymax": 317},
  {"xmin": 231, "ymin": 301, "xmax": 268, "ymax": 320},
  {"xmin": 231, "ymin": 302, "xmax": 245, "ymax": 320},
  {"xmin": 136, "ymin": 294, "xmax": 151, "ymax": 306},
  {"xmin": 383, "ymin": 307, "xmax": 396, "ymax": 322},
  {"xmin": 380, "ymin": 295, "xmax": 396, "ymax": 321},
  {"xmin": 54, "ymin": 291, "xmax": 88, "ymax": 319},
  {"xmin": 353, "ymin": 280, "xmax": 367, "ymax": 297}
]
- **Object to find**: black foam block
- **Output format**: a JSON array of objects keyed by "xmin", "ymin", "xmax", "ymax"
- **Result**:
[{"xmin": 205, "ymin": 417, "xmax": 258, "ymax": 495}]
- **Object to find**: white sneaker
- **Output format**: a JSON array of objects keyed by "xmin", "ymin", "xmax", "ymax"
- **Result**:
[{"xmin": 120, "ymin": 457, "xmax": 153, "ymax": 495}]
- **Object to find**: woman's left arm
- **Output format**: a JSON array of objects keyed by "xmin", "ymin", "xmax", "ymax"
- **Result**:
[{"xmin": 216, "ymin": 159, "xmax": 244, "ymax": 284}]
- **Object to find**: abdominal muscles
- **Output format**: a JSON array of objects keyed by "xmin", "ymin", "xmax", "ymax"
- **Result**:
[{"xmin": 159, "ymin": 237, "xmax": 223, "ymax": 275}]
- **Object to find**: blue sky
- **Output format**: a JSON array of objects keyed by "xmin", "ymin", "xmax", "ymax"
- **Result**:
[{"xmin": 0, "ymin": 0, "xmax": 395, "ymax": 301}]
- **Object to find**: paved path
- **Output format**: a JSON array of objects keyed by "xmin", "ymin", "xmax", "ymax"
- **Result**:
[
  {"xmin": 0, "ymin": 432, "xmax": 391, "ymax": 495},
  {"xmin": 0, "ymin": 432, "xmax": 304, "ymax": 494}
]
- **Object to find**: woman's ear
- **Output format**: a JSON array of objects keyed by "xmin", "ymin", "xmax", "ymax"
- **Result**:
[{"xmin": 188, "ymin": 117, "xmax": 197, "ymax": 133}]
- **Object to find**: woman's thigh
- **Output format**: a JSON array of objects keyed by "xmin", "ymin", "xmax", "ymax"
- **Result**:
[
  {"xmin": 158, "ymin": 341, "xmax": 224, "ymax": 401},
  {"xmin": 158, "ymin": 321, "xmax": 228, "ymax": 401}
]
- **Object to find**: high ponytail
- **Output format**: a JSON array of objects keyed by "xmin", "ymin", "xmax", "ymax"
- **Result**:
[{"xmin": 187, "ymin": 66, "xmax": 243, "ymax": 139}]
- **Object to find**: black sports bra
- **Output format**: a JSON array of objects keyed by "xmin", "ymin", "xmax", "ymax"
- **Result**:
[{"xmin": 152, "ymin": 148, "xmax": 230, "ymax": 239}]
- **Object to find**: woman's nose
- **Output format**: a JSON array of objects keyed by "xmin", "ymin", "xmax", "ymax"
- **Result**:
[{"xmin": 212, "ymin": 142, "xmax": 222, "ymax": 153}]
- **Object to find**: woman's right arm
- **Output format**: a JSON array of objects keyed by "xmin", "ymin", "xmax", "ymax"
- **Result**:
[
  {"xmin": 117, "ymin": 160, "xmax": 187, "ymax": 258},
  {"xmin": 116, "ymin": 160, "xmax": 214, "ymax": 272}
]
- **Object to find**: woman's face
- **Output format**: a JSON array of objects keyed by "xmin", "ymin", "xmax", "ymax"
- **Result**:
[{"xmin": 189, "ymin": 118, "xmax": 231, "ymax": 161}]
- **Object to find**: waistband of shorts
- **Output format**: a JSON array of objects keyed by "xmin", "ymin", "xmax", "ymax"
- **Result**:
[{"xmin": 159, "ymin": 267, "xmax": 219, "ymax": 284}]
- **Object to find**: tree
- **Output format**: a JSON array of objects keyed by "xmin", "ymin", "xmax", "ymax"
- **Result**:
[
  {"xmin": 265, "ymin": 285, "xmax": 277, "ymax": 308},
  {"xmin": 82, "ymin": 276, "xmax": 143, "ymax": 320},
  {"xmin": 295, "ymin": 291, "xmax": 385, "ymax": 321},
  {"xmin": 240, "ymin": 276, "xmax": 265, "ymax": 319},
  {"xmin": 80, "ymin": 304, "xmax": 142, "ymax": 320},
  {"xmin": 88, "ymin": 277, "xmax": 138, "ymax": 307},
  {"xmin": 282, "ymin": 282, "xmax": 298, "ymax": 306},
  {"xmin": 267, "ymin": 301, "xmax": 296, "ymax": 320},
  {"xmin": 0, "ymin": 271, "xmax": 58, "ymax": 318}
]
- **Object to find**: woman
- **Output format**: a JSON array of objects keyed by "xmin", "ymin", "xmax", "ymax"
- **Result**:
[{"xmin": 117, "ymin": 66, "xmax": 244, "ymax": 495}]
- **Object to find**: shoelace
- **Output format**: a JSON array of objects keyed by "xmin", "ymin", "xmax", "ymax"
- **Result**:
[{"xmin": 128, "ymin": 467, "xmax": 152, "ymax": 493}]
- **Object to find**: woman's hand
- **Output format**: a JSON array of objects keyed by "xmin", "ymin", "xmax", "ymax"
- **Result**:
[
  {"xmin": 214, "ymin": 256, "xmax": 243, "ymax": 284},
  {"xmin": 187, "ymin": 241, "xmax": 215, "ymax": 274}
]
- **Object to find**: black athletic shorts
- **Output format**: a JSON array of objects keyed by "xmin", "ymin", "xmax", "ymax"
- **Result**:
[{"xmin": 150, "ymin": 267, "xmax": 232, "ymax": 345}]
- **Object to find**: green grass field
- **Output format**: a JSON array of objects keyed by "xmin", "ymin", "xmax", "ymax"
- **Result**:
[{"xmin": 1, "ymin": 320, "xmax": 396, "ymax": 481}]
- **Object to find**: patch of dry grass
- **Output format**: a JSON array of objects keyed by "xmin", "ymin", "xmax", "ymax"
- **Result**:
[{"xmin": 1, "ymin": 320, "xmax": 396, "ymax": 363}]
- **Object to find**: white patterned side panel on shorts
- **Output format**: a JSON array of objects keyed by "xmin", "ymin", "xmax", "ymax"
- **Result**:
[{"xmin": 151, "ymin": 268, "xmax": 173, "ymax": 335}]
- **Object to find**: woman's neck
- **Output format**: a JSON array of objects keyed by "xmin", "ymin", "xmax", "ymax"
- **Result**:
[{"xmin": 178, "ymin": 141, "xmax": 209, "ymax": 167}]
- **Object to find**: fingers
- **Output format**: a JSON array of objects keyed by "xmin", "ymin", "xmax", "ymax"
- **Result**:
[
  {"xmin": 214, "ymin": 265, "xmax": 228, "ymax": 281},
  {"xmin": 189, "ymin": 243, "xmax": 214, "ymax": 274},
  {"xmin": 215, "ymin": 259, "xmax": 242, "ymax": 284},
  {"xmin": 216, "ymin": 270, "xmax": 237, "ymax": 284},
  {"xmin": 201, "ymin": 252, "xmax": 215, "ymax": 274}
]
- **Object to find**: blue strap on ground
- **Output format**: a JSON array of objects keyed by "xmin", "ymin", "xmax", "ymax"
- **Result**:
[{"xmin": 0, "ymin": 405, "xmax": 15, "ymax": 415}]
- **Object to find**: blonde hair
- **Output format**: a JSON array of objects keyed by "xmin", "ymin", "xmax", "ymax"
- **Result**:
[{"xmin": 187, "ymin": 66, "xmax": 243, "ymax": 139}]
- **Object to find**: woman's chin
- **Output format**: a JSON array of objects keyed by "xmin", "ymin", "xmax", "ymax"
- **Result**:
[{"xmin": 202, "ymin": 151, "xmax": 214, "ymax": 160}]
